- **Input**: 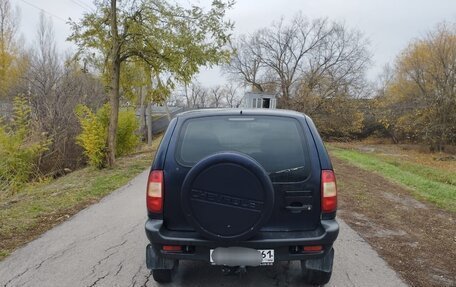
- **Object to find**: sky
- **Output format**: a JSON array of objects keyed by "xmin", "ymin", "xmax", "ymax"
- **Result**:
[{"xmin": 13, "ymin": 0, "xmax": 456, "ymax": 87}]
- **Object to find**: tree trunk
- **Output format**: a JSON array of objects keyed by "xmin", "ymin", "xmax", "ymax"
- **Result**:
[
  {"xmin": 138, "ymin": 86, "xmax": 147, "ymax": 141},
  {"xmin": 146, "ymin": 103, "xmax": 152, "ymax": 145},
  {"xmin": 107, "ymin": 59, "xmax": 120, "ymax": 167},
  {"xmin": 107, "ymin": 0, "xmax": 120, "ymax": 167}
]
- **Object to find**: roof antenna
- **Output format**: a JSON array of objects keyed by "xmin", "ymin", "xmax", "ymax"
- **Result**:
[{"xmin": 240, "ymin": 110, "xmax": 243, "ymax": 115}]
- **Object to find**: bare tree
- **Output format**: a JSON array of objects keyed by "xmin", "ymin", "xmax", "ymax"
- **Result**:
[
  {"xmin": 224, "ymin": 35, "xmax": 265, "ymax": 92},
  {"xmin": 224, "ymin": 83, "xmax": 241, "ymax": 108},
  {"xmin": 27, "ymin": 13, "xmax": 61, "ymax": 113},
  {"xmin": 225, "ymin": 13, "xmax": 370, "ymax": 109},
  {"xmin": 183, "ymin": 81, "xmax": 207, "ymax": 108},
  {"xmin": 298, "ymin": 22, "xmax": 370, "ymax": 111},
  {"xmin": 22, "ymin": 13, "xmax": 105, "ymax": 175},
  {"xmin": 210, "ymin": 85, "xmax": 224, "ymax": 107},
  {"xmin": 198, "ymin": 86, "xmax": 209, "ymax": 108}
]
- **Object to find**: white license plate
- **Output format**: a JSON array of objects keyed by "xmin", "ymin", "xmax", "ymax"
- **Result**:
[{"xmin": 210, "ymin": 249, "xmax": 274, "ymax": 265}]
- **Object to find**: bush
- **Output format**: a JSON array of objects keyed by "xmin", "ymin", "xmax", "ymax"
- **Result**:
[
  {"xmin": 116, "ymin": 109, "xmax": 140, "ymax": 157},
  {"xmin": 0, "ymin": 97, "xmax": 49, "ymax": 192},
  {"xmin": 75, "ymin": 104, "xmax": 108, "ymax": 168},
  {"xmin": 75, "ymin": 104, "xmax": 140, "ymax": 168}
]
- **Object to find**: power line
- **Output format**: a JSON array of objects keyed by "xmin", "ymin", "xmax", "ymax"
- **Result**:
[
  {"xmin": 20, "ymin": 0, "xmax": 67, "ymax": 22},
  {"xmin": 69, "ymin": 0, "xmax": 94, "ymax": 12}
]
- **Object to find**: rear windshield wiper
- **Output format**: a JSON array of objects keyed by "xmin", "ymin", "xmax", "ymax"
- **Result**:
[{"xmin": 269, "ymin": 166, "xmax": 305, "ymax": 175}]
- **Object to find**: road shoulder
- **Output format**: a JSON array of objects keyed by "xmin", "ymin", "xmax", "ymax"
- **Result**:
[{"xmin": 333, "ymin": 157, "xmax": 456, "ymax": 287}]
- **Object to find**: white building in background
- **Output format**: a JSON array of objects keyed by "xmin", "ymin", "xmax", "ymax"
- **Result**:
[{"xmin": 241, "ymin": 92, "xmax": 277, "ymax": 109}]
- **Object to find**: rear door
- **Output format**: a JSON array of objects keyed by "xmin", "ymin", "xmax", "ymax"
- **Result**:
[{"xmin": 163, "ymin": 114, "xmax": 322, "ymax": 232}]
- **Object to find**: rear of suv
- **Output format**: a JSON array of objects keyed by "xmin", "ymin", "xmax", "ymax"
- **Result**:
[{"xmin": 145, "ymin": 109, "xmax": 339, "ymax": 285}]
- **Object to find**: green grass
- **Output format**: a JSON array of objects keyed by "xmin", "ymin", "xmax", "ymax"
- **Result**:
[
  {"xmin": 0, "ymin": 136, "xmax": 162, "ymax": 260},
  {"xmin": 328, "ymin": 145, "xmax": 456, "ymax": 213}
]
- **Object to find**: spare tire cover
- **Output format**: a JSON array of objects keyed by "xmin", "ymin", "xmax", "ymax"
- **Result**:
[{"xmin": 181, "ymin": 152, "xmax": 274, "ymax": 242}]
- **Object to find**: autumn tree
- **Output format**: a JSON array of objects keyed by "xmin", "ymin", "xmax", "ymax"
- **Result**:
[
  {"xmin": 377, "ymin": 23, "xmax": 456, "ymax": 150},
  {"xmin": 69, "ymin": 0, "xmax": 233, "ymax": 166},
  {"xmin": 0, "ymin": 0, "xmax": 26, "ymax": 98}
]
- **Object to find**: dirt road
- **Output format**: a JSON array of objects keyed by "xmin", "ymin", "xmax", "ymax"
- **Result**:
[{"xmin": 0, "ymin": 171, "xmax": 406, "ymax": 287}]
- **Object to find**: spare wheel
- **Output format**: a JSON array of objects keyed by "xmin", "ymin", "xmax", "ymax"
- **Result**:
[{"xmin": 181, "ymin": 152, "xmax": 274, "ymax": 242}]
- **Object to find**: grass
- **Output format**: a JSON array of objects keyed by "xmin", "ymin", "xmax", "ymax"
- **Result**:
[
  {"xmin": 328, "ymin": 145, "xmax": 456, "ymax": 213},
  {"xmin": 0, "ymin": 135, "xmax": 162, "ymax": 260}
]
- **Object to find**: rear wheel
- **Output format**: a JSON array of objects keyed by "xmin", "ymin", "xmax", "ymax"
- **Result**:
[
  {"xmin": 151, "ymin": 260, "xmax": 179, "ymax": 283},
  {"xmin": 147, "ymin": 244, "xmax": 179, "ymax": 283},
  {"xmin": 301, "ymin": 248, "xmax": 334, "ymax": 286},
  {"xmin": 152, "ymin": 269, "xmax": 172, "ymax": 283},
  {"xmin": 301, "ymin": 268, "xmax": 332, "ymax": 286}
]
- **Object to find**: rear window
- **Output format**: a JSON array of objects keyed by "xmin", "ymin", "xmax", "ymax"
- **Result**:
[{"xmin": 176, "ymin": 116, "xmax": 310, "ymax": 182}]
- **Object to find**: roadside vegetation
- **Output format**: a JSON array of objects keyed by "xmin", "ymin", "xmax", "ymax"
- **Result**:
[
  {"xmin": 333, "ymin": 156, "xmax": 455, "ymax": 287},
  {"xmin": 0, "ymin": 0, "xmax": 234, "ymax": 193},
  {"xmin": 329, "ymin": 143, "xmax": 456, "ymax": 212},
  {"xmin": 0, "ymin": 135, "xmax": 162, "ymax": 260}
]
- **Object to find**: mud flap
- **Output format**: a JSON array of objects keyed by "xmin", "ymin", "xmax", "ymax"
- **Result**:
[
  {"xmin": 146, "ymin": 244, "xmax": 177, "ymax": 270},
  {"xmin": 303, "ymin": 247, "xmax": 334, "ymax": 273}
]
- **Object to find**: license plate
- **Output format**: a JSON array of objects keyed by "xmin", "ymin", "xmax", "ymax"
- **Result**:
[{"xmin": 210, "ymin": 249, "xmax": 274, "ymax": 266}]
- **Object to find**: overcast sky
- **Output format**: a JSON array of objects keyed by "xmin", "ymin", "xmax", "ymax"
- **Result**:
[{"xmin": 13, "ymin": 0, "xmax": 456, "ymax": 87}]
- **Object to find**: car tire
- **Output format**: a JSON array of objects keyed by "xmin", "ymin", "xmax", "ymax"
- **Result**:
[
  {"xmin": 152, "ymin": 269, "xmax": 172, "ymax": 283},
  {"xmin": 152, "ymin": 260, "xmax": 178, "ymax": 283},
  {"xmin": 301, "ymin": 267, "xmax": 332, "ymax": 286},
  {"xmin": 301, "ymin": 248, "xmax": 334, "ymax": 286}
]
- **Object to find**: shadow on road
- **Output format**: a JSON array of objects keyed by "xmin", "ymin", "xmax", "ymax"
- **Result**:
[{"xmin": 155, "ymin": 260, "xmax": 315, "ymax": 287}]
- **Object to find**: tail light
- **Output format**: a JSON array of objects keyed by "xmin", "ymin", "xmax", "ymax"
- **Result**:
[
  {"xmin": 303, "ymin": 245, "xmax": 323, "ymax": 252},
  {"xmin": 162, "ymin": 245, "xmax": 182, "ymax": 252},
  {"xmin": 321, "ymin": 170, "xmax": 337, "ymax": 213},
  {"xmin": 147, "ymin": 170, "xmax": 164, "ymax": 213}
]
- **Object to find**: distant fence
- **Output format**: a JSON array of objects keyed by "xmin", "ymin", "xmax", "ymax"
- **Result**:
[
  {"xmin": 137, "ymin": 106, "xmax": 194, "ymax": 135},
  {"xmin": 151, "ymin": 107, "xmax": 183, "ymax": 135}
]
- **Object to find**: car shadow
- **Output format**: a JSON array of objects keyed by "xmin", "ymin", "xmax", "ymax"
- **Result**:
[{"xmin": 165, "ymin": 260, "xmax": 316, "ymax": 287}]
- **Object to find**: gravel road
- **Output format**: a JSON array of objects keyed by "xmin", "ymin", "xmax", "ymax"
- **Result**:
[{"xmin": 0, "ymin": 171, "xmax": 407, "ymax": 287}]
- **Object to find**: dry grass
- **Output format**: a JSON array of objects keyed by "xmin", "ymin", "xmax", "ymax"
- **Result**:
[{"xmin": 328, "ymin": 142, "xmax": 456, "ymax": 212}]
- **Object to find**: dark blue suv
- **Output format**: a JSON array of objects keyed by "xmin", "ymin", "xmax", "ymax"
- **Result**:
[{"xmin": 145, "ymin": 109, "xmax": 339, "ymax": 285}]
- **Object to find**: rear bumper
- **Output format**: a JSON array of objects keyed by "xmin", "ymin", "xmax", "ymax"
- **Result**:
[{"xmin": 145, "ymin": 219, "xmax": 339, "ymax": 262}]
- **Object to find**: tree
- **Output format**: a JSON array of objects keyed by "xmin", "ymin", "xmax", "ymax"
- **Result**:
[
  {"xmin": 0, "ymin": 0, "xmax": 26, "ymax": 98},
  {"xmin": 376, "ymin": 23, "xmax": 456, "ymax": 149},
  {"xmin": 69, "ymin": 0, "xmax": 234, "ymax": 166},
  {"xmin": 224, "ymin": 83, "xmax": 241, "ymax": 108},
  {"xmin": 210, "ymin": 85, "xmax": 224, "ymax": 107},
  {"xmin": 20, "ymin": 13, "xmax": 105, "ymax": 174},
  {"xmin": 225, "ymin": 13, "xmax": 370, "ymax": 109},
  {"xmin": 224, "ymin": 35, "xmax": 265, "ymax": 92},
  {"xmin": 182, "ymin": 81, "xmax": 206, "ymax": 108}
]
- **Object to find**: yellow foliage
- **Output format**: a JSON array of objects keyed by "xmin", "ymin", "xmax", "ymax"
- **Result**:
[
  {"xmin": 75, "ymin": 104, "xmax": 140, "ymax": 168},
  {"xmin": 0, "ymin": 97, "xmax": 49, "ymax": 192},
  {"xmin": 376, "ymin": 23, "xmax": 456, "ymax": 148},
  {"xmin": 75, "ymin": 105, "xmax": 108, "ymax": 168},
  {"xmin": 0, "ymin": 6, "xmax": 28, "ymax": 98}
]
